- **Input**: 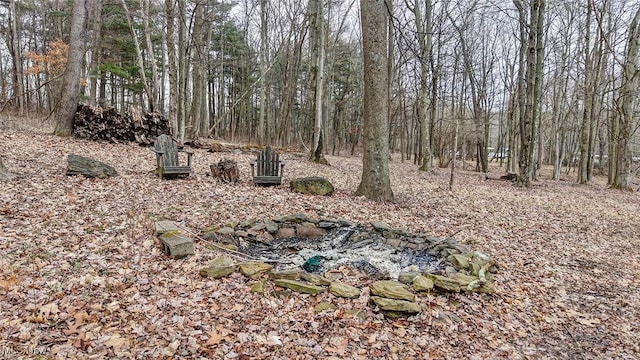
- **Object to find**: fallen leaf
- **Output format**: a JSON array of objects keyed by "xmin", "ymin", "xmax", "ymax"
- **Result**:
[
  {"xmin": 206, "ymin": 330, "xmax": 230, "ymax": 346},
  {"xmin": 0, "ymin": 275, "xmax": 17, "ymax": 289},
  {"xmin": 266, "ymin": 333, "xmax": 283, "ymax": 346},
  {"xmin": 105, "ymin": 334, "xmax": 130, "ymax": 349},
  {"xmin": 39, "ymin": 302, "xmax": 59, "ymax": 318}
]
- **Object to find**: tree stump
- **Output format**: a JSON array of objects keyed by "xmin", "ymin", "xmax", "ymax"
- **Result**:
[{"xmin": 210, "ymin": 159, "xmax": 239, "ymax": 183}]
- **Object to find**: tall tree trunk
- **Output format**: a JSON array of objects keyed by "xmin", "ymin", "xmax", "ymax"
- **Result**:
[
  {"xmin": 88, "ymin": 0, "xmax": 102, "ymax": 106},
  {"xmin": 514, "ymin": 0, "xmax": 545, "ymax": 187},
  {"xmin": 309, "ymin": 0, "xmax": 328, "ymax": 164},
  {"xmin": 121, "ymin": 0, "xmax": 153, "ymax": 111},
  {"xmin": 177, "ymin": 0, "xmax": 187, "ymax": 141},
  {"xmin": 612, "ymin": 7, "xmax": 640, "ymax": 190},
  {"xmin": 142, "ymin": 0, "xmax": 160, "ymax": 113},
  {"xmin": 165, "ymin": 0, "xmax": 178, "ymax": 136},
  {"xmin": 578, "ymin": 0, "xmax": 594, "ymax": 184},
  {"xmin": 450, "ymin": 10, "xmax": 488, "ymax": 174},
  {"xmin": 8, "ymin": 0, "xmax": 25, "ymax": 115},
  {"xmin": 412, "ymin": 0, "xmax": 433, "ymax": 172},
  {"xmin": 258, "ymin": 0, "xmax": 268, "ymax": 144},
  {"xmin": 530, "ymin": 0, "xmax": 545, "ymax": 179},
  {"xmin": 54, "ymin": 0, "xmax": 91, "ymax": 136},
  {"xmin": 355, "ymin": 0, "xmax": 394, "ymax": 202},
  {"xmin": 188, "ymin": 2, "xmax": 206, "ymax": 139}
]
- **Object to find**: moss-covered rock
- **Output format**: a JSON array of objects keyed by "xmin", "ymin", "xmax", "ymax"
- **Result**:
[
  {"xmin": 412, "ymin": 275, "xmax": 434, "ymax": 292},
  {"xmin": 301, "ymin": 272, "xmax": 332, "ymax": 286},
  {"xmin": 398, "ymin": 272, "xmax": 422, "ymax": 285},
  {"xmin": 199, "ymin": 256, "xmax": 236, "ymax": 279},
  {"xmin": 273, "ymin": 279, "xmax": 326, "ymax": 295},
  {"xmin": 448, "ymin": 253, "xmax": 471, "ymax": 269},
  {"xmin": 423, "ymin": 273, "xmax": 461, "ymax": 292},
  {"xmin": 239, "ymin": 262, "xmax": 273, "ymax": 279},
  {"xmin": 370, "ymin": 296, "xmax": 422, "ymax": 314},
  {"xmin": 290, "ymin": 176, "xmax": 335, "ymax": 196},
  {"xmin": 250, "ymin": 281, "xmax": 266, "ymax": 294},
  {"xmin": 200, "ymin": 265, "xmax": 236, "ymax": 279},
  {"xmin": 329, "ymin": 282, "xmax": 361, "ymax": 298},
  {"xmin": 269, "ymin": 269, "xmax": 302, "ymax": 280},
  {"xmin": 314, "ymin": 302, "xmax": 337, "ymax": 313},
  {"xmin": 369, "ymin": 280, "xmax": 415, "ymax": 302}
]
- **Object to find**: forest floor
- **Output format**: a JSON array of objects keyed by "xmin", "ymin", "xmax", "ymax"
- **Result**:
[{"xmin": 0, "ymin": 119, "xmax": 639, "ymax": 359}]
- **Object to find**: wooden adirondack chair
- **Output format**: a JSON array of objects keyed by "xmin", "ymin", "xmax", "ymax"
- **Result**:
[
  {"xmin": 250, "ymin": 145, "xmax": 284, "ymax": 186},
  {"xmin": 152, "ymin": 134, "xmax": 193, "ymax": 179}
]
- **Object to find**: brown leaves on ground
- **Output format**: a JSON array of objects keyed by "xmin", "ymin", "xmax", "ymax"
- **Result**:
[{"xmin": 0, "ymin": 127, "xmax": 639, "ymax": 359}]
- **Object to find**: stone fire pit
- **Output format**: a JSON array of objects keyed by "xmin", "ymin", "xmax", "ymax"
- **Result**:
[{"xmin": 159, "ymin": 213, "xmax": 497, "ymax": 318}]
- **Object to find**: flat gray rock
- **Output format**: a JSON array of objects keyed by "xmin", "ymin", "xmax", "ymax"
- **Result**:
[{"xmin": 66, "ymin": 154, "xmax": 118, "ymax": 178}]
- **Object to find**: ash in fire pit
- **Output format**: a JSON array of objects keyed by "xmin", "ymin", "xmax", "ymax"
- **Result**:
[
  {"xmin": 206, "ymin": 214, "xmax": 469, "ymax": 280},
  {"xmin": 240, "ymin": 224, "xmax": 444, "ymax": 279}
]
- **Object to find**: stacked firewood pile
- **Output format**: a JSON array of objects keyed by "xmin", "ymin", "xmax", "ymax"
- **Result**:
[{"xmin": 72, "ymin": 104, "xmax": 171, "ymax": 146}]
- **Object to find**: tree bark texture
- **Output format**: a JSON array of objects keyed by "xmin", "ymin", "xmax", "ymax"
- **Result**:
[
  {"xmin": 258, "ymin": 0, "xmax": 268, "ymax": 144},
  {"xmin": 8, "ymin": 0, "xmax": 25, "ymax": 115},
  {"xmin": 309, "ymin": 0, "xmax": 329, "ymax": 165},
  {"xmin": 515, "ymin": 0, "xmax": 545, "ymax": 187},
  {"xmin": 165, "ymin": 0, "xmax": 178, "ymax": 136},
  {"xmin": 355, "ymin": 0, "xmax": 394, "ymax": 202},
  {"xmin": 613, "ymin": 7, "xmax": 640, "ymax": 190},
  {"xmin": 54, "ymin": 0, "xmax": 91, "ymax": 136}
]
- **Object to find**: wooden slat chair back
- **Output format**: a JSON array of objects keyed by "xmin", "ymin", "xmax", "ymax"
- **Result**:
[
  {"xmin": 152, "ymin": 134, "xmax": 193, "ymax": 179},
  {"xmin": 250, "ymin": 145, "xmax": 284, "ymax": 186}
]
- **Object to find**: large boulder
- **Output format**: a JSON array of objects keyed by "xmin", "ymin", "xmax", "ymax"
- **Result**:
[
  {"xmin": 66, "ymin": 154, "xmax": 118, "ymax": 178},
  {"xmin": 290, "ymin": 176, "xmax": 334, "ymax": 196}
]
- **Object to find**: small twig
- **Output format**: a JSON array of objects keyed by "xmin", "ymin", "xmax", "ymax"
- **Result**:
[
  {"xmin": 177, "ymin": 224, "xmax": 300, "ymax": 266},
  {"xmin": 446, "ymin": 228, "xmax": 465, "ymax": 239},
  {"xmin": 562, "ymin": 323, "xmax": 587, "ymax": 360},
  {"xmin": 176, "ymin": 224, "xmax": 258, "ymax": 261}
]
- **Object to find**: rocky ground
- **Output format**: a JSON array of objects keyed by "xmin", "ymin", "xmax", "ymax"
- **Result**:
[{"xmin": 0, "ymin": 121, "xmax": 638, "ymax": 359}]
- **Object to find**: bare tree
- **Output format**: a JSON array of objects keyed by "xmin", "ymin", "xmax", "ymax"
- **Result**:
[
  {"xmin": 54, "ymin": 0, "xmax": 92, "ymax": 136},
  {"xmin": 514, "ymin": 0, "xmax": 545, "ymax": 187},
  {"xmin": 141, "ymin": 0, "xmax": 160, "ymax": 112},
  {"xmin": 356, "ymin": 0, "xmax": 394, "ymax": 202},
  {"xmin": 611, "ymin": 7, "xmax": 640, "ymax": 189},
  {"xmin": 258, "ymin": 0, "xmax": 268, "ymax": 144},
  {"xmin": 406, "ymin": 0, "xmax": 434, "ymax": 171},
  {"xmin": 121, "ymin": 0, "xmax": 154, "ymax": 111},
  {"xmin": 165, "ymin": 0, "xmax": 179, "ymax": 136},
  {"xmin": 7, "ymin": 0, "xmax": 25, "ymax": 115},
  {"xmin": 578, "ymin": 0, "xmax": 597, "ymax": 184},
  {"xmin": 88, "ymin": 0, "xmax": 103, "ymax": 106},
  {"xmin": 309, "ymin": 0, "xmax": 329, "ymax": 164}
]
